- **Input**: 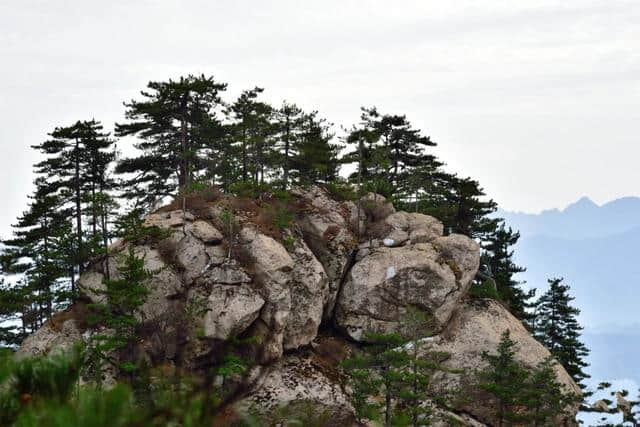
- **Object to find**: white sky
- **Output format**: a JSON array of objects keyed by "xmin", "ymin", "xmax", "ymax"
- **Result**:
[{"xmin": 1, "ymin": 0, "xmax": 639, "ymax": 237}]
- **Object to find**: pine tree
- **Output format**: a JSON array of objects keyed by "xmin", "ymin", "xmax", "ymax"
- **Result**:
[
  {"xmin": 273, "ymin": 101, "xmax": 305, "ymax": 188},
  {"xmin": 227, "ymin": 87, "xmax": 275, "ymax": 188},
  {"xmin": 31, "ymin": 120, "xmax": 117, "ymax": 277},
  {"xmin": 295, "ymin": 111, "xmax": 341, "ymax": 185},
  {"xmin": 474, "ymin": 330, "xmax": 529, "ymax": 427},
  {"xmin": 115, "ymin": 75, "xmax": 227, "ymax": 205},
  {"xmin": 397, "ymin": 308, "xmax": 451, "ymax": 427},
  {"xmin": 342, "ymin": 331, "xmax": 409, "ymax": 426},
  {"xmin": 0, "ymin": 278, "xmax": 28, "ymax": 346},
  {"xmin": 342, "ymin": 309, "xmax": 452, "ymax": 427},
  {"xmin": 344, "ymin": 107, "xmax": 440, "ymax": 199},
  {"xmin": 81, "ymin": 126, "xmax": 118, "ymax": 258},
  {"xmin": 362, "ymin": 107, "xmax": 437, "ymax": 195},
  {"xmin": 472, "ymin": 331, "xmax": 577, "ymax": 426},
  {"xmin": 87, "ymin": 245, "xmax": 153, "ymax": 381},
  {"xmin": 521, "ymin": 357, "xmax": 578, "ymax": 426},
  {"xmin": 1, "ymin": 187, "xmax": 74, "ymax": 337},
  {"xmin": 533, "ymin": 278, "xmax": 590, "ymax": 389},
  {"xmin": 444, "ymin": 176, "xmax": 499, "ymax": 240},
  {"xmin": 343, "ymin": 123, "xmax": 392, "ymax": 197},
  {"xmin": 480, "ymin": 222, "xmax": 535, "ymax": 321}
]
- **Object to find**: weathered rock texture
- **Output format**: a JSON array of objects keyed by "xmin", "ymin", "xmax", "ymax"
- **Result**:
[
  {"xmin": 238, "ymin": 352, "xmax": 355, "ymax": 425},
  {"xmin": 335, "ymin": 208, "xmax": 480, "ymax": 341},
  {"xmin": 16, "ymin": 186, "xmax": 579, "ymax": 426},
  {"xmin": 427, "ymin": 299, "xmax": 582, "ymax": 426}
]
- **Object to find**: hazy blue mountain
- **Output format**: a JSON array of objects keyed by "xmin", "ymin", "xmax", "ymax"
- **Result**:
[
  {"xmin": 500, "ymin": 196, "xmax": 640, "ymax": 392},
  {"xmin": 498, "ymin": 196, "xmax": 640, "ymax": 240}
]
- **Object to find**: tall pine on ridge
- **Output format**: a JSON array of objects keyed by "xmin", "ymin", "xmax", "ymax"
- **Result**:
[
  {"xmin": 533, "ymin": 278, "xmax": 590, "ymax": 389},
  {"xmin": 481, "ymin": 222, "xmax": 535, "ymax": 322},
  {"xmin": 115, "ymin": 75, "xmax": 227, "ymax": 204}
]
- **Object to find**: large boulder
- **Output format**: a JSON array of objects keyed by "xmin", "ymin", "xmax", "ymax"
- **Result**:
[
  {"xmin": 78, "ymin": 245, "xmax": 185, "ymax": 323},
  {"xmin": 291, "ymin": 186, "xmax": 358, "ymax": 321},
  {"xmin": 335, "ymin": 234, "xmax": 480, "ymax": 341},
  {"xmin": 144, "ymin": 209, "xmax": 194, "ymax": 228},
  {"xmin": 360, "ymin": 192, "xmax": 396, "ymax": 221},
  {"xmin": 237, "ymin": 353, "xmax": 355, "ymax": 425},
  {"xmin": 16, "ymin": 317, "xmax": 82, "ymax": 360},
  {"xmin": 284, "ymin": 237, "xmax": 329, "ymax": 350},
  {"xmin": 426, "ymin": 299, "xmax": 581, "ymax": 425},
  {"xmin": 240, "ymin": 227, "xmax": 293, "ymax": 362},
  {"xmin": 383, "ymin": 211, "xmax": 444, "ymax": 245},
  {"xmin": 202, "ymin": 282, "xmax": 265, "ymax": 340}
]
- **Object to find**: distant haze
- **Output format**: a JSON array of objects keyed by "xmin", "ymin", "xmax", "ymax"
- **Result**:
[
  {"xmin": 501, "ymin": 196, "xmax": 640, "ymax": 399},
  {"xmin": 1, "ymin": 1, "xmax": 640, "ymax": 239}
]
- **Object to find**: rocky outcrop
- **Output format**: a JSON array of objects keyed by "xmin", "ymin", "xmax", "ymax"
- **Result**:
[
  {"xmin": 77, "ymin": 245, "xmax": 185, "ymax": 322},
  {"xmin": 335, "ymin": 212, "xmax": 480, "ymax": 341},
  {"xmin": 426, "ymin": 299, "xmax": 581, "ymax": 425},
  {"xmin": 284, "ymin": 237, "xmax": 329, "ymax": 351},
  {"xmin": 291, "ymin": 186, "xmax": 358, "ymax": 321},
  {"xmin": 17, "ymin": 186, "xmax": 579, "ymax": 425},
  {"xmin": 16, "ymin": 317, "xmax": 82, "ymax": 360},
  {"xmin": 239, "ymin": 226, "xmax": 294, "ymax": 362},
  {"xmin": 237, "ymin": 352, "xmax": 354, "ymax": 424},
  {"xmin": 203, "ymin": 282, "xmax": 264, "ymax": 340}
]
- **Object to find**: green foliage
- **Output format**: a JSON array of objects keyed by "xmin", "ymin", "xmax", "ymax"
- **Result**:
[
  {"xmin": 115, "ymin": 74, "xmax": 228, "ymax": 205},
  {"xmin": 113, "ymin": 208, "xmax": 171, "ymax": 244},
  {"xmin": 470, "ymin": 330, "xmax": 579, "ymax": 426},
  {"xmin": 0, "ymin": 348, "xmax": 261, "ymax": 427},
  {"xmin": 0, "ymin": 346, "xmax": 84, "ymax": 425},
  {"xmin": 342, "ymin": 308, "xmax": 452, "ymax": 427},
  {"xmin": 228, "ymin": 180, "xmax": 273, "ymax": 198},
  {"xmin": 480, "ymin": 222, "xmax": 535, "ymax": 322},
  {"xmin": 271, "ymin": 204, "xmax": 295, "ymax": 231},
  {"xmin": 13, "ymin": 384, "xmax": 141, "ymax": 427},
  {"xmin": 474, "ymin": 330, "xmax": 530, "ymax": 425},
  {"xmin": 87, "ymin": 245, "xmax": 154, "ymax": 380},
  {"xmin": 265, "ymin": 400, "xmax": 334, "ymax": 427},
  {"xmin": 469, "ymin": 279, "xmax": 500, "ymax": 300},
  {"xmin": 325, "ymin": 180, "xmax": 357, "ymax": 201},
  {"xmin": 272, "ymin": 188, "xmax": 292, "ymax": 201},
  {"xmin": 532, "ymin": 278, "xmax": 590, "ymax": 389},
  {"xmin": 282, "ymin": 234, "xmax": 297, "ymax": 251}
]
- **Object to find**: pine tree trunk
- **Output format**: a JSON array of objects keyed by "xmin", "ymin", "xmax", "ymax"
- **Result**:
[
  {"xmin": 385, "ymin": 385, "xmax": 392, "ymax": 427},
  {"xmin": 283, "ymin": 116, "xmax": 290, "ymax": 189},
  {"xmin": 242, "ymin": 128, "xmax": 248, "ymax": 182},
  {"xmin": 91, "ymin": 182, "xmax": 97, "ymax": 238},
  {"xmin": 74, "ymin": 138, "xmax": 83, "ymax": 280},
  {"xmin": 412, "ymin": 340, "xmax": 418, "ymax": 427},
  {"xmin": 43, "ymin": 217, "xmax": 52, "ymax": 320},
  {"xmin": 101, "ymin": 200, "xmax": 110, "ymax": 280}
]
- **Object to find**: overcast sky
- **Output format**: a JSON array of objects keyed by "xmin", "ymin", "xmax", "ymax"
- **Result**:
[{"xmin": 1, "ymin": 0, "xmax": 638, "ymax": 237}]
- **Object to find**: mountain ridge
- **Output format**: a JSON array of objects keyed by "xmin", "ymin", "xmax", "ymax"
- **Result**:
[{"xmin": 497, "ymin": 195, "xmax": 640, "ymax": 240}]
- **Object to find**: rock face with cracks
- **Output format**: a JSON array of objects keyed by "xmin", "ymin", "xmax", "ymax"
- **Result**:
[{"xmin": 17, "ymin": 186, "xmax": 580, "ymax": 426}]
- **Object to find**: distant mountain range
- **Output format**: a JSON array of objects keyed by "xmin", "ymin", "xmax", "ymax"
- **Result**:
[
  {"xmin": 498, "ymin": 196, "xmax": 640, "ymax": 240},
  {"xmin": 498, "ymin": 196, "xmax": 640, "ymax": 391}
]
